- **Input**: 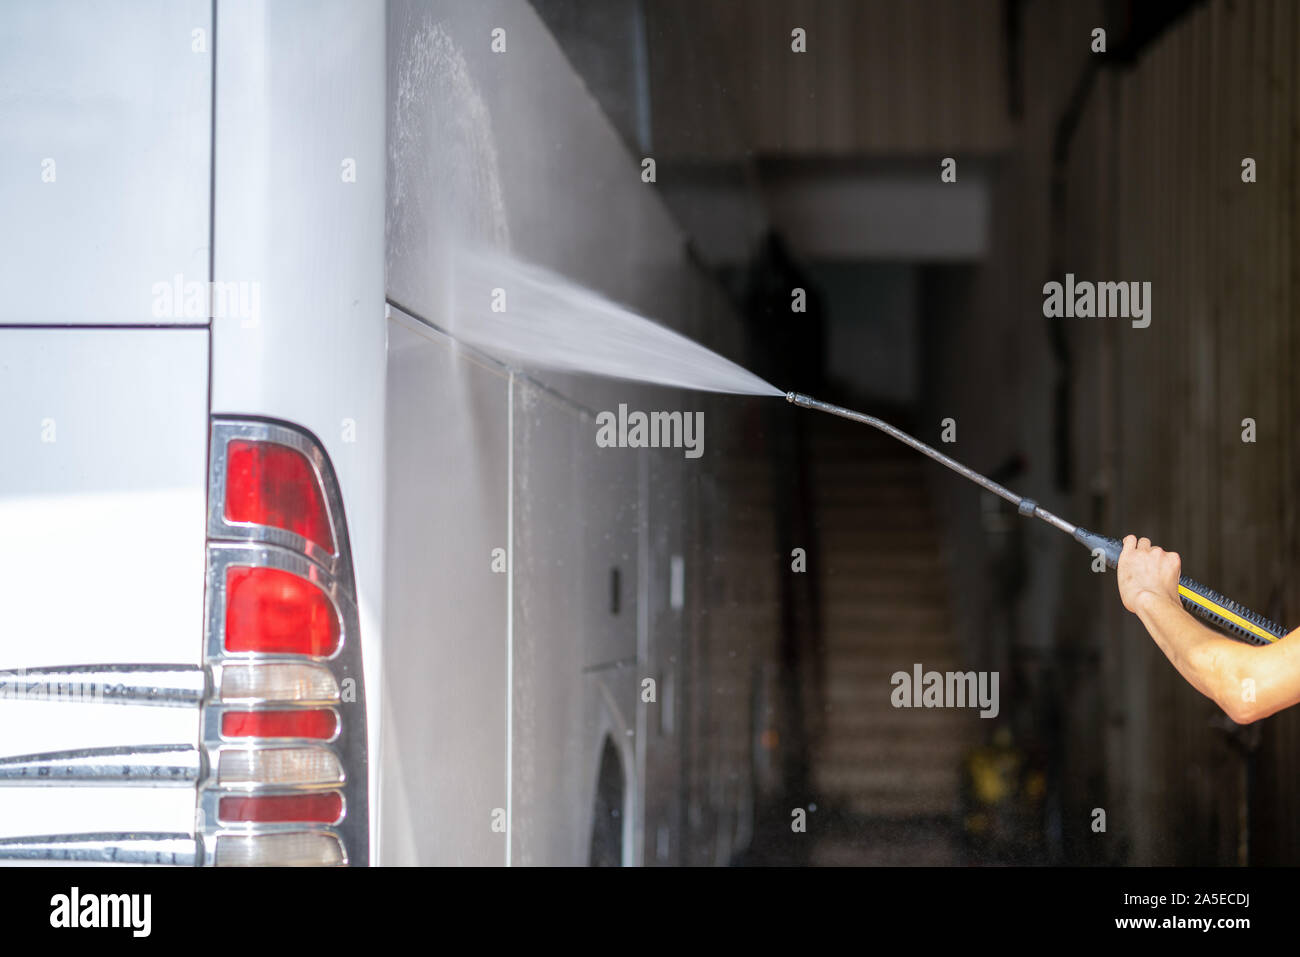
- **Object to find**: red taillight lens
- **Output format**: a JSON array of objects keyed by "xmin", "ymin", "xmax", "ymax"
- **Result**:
[
  {"xmin": 222, "ymin": 709, "xmax": 338, "ymax": 740},
  {"xmin": 218, "ymin": 792, "xmax": 343, "ymax": 825},
  {"xmin": 225, "ymin": 566, "xmax": 340, "ymax": 657},
  {"xmin": 225, "ymin": 440, "xmax": 335, "ymax": 553}
]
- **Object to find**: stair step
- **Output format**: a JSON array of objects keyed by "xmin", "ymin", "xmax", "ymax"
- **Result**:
[
  {"xmin": 820, "ymin": 580, "xmax": 950, "ymax": 603},
  {"xmin": 819, "ymin": 656, "xmax": 969, "ymax": 678},
  {"xmin": 811, "ymin": 479, "xmax": 930, "ymax": 498},
  {"xmin": 809, "ymin": 478, "xmax": 928, "ymax": 496},
  {"xmin": 820, "ymin": 635, "xmax": 955, "ymax": 657},
  {"xmin": 821, "ymin": 630, "xmax": 952, "ymax": 650},
  {"xmin": 800, "ymin": 415, "xmax": 974, "ymax": 828},
  {"xmin": 815, "ymin": 521, "xmax": 938, "ymax": 537},
  {"xmin": 814, "ymin": 764, "xmax": 960, "ymax": 794},
  {"xmin": 819, "ymin": 551, "xmax": 949, "ymax": 572},
  {"xmin": 813, "ymin": 707, "xmax": 989, "ymax": 734},
  {"xmin": 809, "ymin": 836, "xmax": 961, "ymax": 866},
  {"xmin": 814, "ymin": 731, "xmax": 970, "ymax": 758},
  {"xmin": 838, "ymin": 795, "xmax": 959, "ymax": 818}
]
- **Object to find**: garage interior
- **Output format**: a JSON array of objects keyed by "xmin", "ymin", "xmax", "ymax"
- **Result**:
[{"xmin": 530, "ymin": 0, "xmax": 1300, "ymax": 865}]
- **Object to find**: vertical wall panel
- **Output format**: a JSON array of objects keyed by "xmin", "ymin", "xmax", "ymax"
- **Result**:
[
  {"xmin": 1097, "ymin": 0, "xmax": 1297, "ymax": 862},
  {"xmin": 928, "ymin": 0, "xmax": 1298, "ymax": 862},
  {"xmin": 646, "ymin": 0, "xmax": 1011, "ymax": 159}
]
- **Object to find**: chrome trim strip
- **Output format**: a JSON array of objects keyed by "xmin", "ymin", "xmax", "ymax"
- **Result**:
[
  {"xmin": 0, "ymin": 665, "xmax": 206, "ymax": 707},
  {"xmin": 0, "ymin": 745, "xmax": 200, "ymax": 786},
  {"xmin": 0, "ymin": 833, "xmax": 198, "ymax": 865}
]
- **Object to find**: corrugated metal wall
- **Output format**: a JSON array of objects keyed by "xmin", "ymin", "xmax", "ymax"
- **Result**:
[
  {"xmin": 926, "ymin": 0, "xmax": 1299, "ymax": 863},
  {"xmin": 1006, "ymin": 0, "xmax": 1298, "ymax": 863},
  {"xmin": 1102, "ymin": 0, "xmax": 1300, "ymax": 864}
]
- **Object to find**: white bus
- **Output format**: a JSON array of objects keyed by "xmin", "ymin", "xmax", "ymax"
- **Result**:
[{"xmin": 0, "ymin": 0, "xmax": 781, "ymax": 865}]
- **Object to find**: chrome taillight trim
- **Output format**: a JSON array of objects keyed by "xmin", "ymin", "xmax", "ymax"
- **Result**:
[
  {"xmin": 199, "ymin": 794, "xmax": 347, "ymax": 865},
  {"xmin": 204, "ymin": 544, "xmax": 350, "ymax": 663},
  {"xmin": 207, "ymin": 420, "xmax": 351, "ymax": 582},
  {"xmin": 200, "ymin": 416, "xmax": 368, "ymax": 867}
]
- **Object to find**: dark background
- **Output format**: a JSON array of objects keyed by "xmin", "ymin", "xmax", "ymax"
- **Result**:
[{"xmin": 536, "ymin": 0, "xmax": 1300, "ymax": 866}]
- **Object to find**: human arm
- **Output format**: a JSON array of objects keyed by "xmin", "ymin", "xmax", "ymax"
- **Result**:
[{"xmin": 1117, "ymin": 534, "xmax": 1300, "ymax": 723}]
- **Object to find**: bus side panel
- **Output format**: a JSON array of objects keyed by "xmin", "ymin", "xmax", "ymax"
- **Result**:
[
  {"xmin": 381, "ymin": 315, "xmax": 510, "ymax": 866},
  {"xmin": 385, "ymin": 0, "xmax": 774, "ymax": 864},
  {"xmin": 508, "ymin": 378, "xmax": 643, "ymax": 865}
]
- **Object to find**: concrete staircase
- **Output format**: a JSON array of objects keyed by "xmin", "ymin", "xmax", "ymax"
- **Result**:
[{"xmin": 804, "ymin": 409, "xmax": 973, "ymax": 862}]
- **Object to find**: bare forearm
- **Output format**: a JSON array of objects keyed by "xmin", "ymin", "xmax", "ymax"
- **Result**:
[{"xmin": 1133, "ymin": 591, "xmax": 1253, "ymax": 718}]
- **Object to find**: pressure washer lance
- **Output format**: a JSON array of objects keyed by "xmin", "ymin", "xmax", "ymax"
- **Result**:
[{"xmin": 787, "ymin": 392, "xmax": 1289, "ymax": 646}]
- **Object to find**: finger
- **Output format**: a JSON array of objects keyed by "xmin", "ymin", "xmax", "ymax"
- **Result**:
[
  {"xmin": 1123, "ymin": 534, "xmax": 1137, "ymax": 550},
  {"xmin": 1138, "ymin": 537, "xmax": 1151, "ymax": 550}
]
